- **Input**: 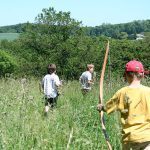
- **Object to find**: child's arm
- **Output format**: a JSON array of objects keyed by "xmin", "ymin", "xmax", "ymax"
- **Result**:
[
  {"xmin": 55, "ymin": 77, "xmax": 62, "ymax": 95},
  {"xmin": 97, "ymin": 92, "xmax": 119, "ymax": 114},
  {"xmin": 55, "ymin": 76, "xmax": 61, "ymax": 87},
  {"xmin": 88, "ymin": 80, "xmax": 94, "ymax": 84},
  {"xmin": 79, "ymin": 75, "xmax": 82, "ymax": 83},
  {"xmin": 87, "ymin": 73, "xmax": 94, "ymax": 85}
]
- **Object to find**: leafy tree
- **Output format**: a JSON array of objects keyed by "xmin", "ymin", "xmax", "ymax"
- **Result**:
[
  {"xmin": 1, "ymin": 7, "xmax": 150, "ymax": 79},
  {"xmin": 19, "ymin": 7, "xmax": 83, "ymax": 76},
  {"xmin": 0, "ymin": 50, "xmax": 18, "ymax": 76},
  {"xmin": 117, "ymin": 32, "xmax": 128, "ymax": 39},
  {"xmin": 84, "ymin": 20, "xmax": 150, "ymax": 39}
]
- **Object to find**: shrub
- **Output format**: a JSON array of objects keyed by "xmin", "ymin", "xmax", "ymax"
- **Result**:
[{"xmin": 0, "ymin": 50, "xmax": 18, "ymax": 76}]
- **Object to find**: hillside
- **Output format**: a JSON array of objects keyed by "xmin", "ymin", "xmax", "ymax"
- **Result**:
[
  {"xmin": 0, "ymin": 20, "xmax": 150, "ymax": 40},
  {"xmin": 0, "ymin": 23, "xmax": 27, "ymax": 33},
  {"xmin": 84, "ymin": 20, "xmax": 150, "ymax": 39}
]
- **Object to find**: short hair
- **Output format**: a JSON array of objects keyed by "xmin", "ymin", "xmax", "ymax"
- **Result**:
[
  {"xmin": 47, "ymin": 64, "xmax": 56, "ymax": 74},
  {"xmin": 86, "ymin": 64, "xmax": 94, "ymax": 71}
]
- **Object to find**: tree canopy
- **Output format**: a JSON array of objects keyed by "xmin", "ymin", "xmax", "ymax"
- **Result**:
[{"xmin": 0, "ymin": 7, "xmax": 150, "ymax": 79}]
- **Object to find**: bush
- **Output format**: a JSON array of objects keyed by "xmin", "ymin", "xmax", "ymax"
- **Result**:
[{"xmin": 0, "ymin": 50, "xmax": 18, "ymax": 76}]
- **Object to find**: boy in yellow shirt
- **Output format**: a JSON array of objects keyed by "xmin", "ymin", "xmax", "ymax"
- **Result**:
[{"xmin": 97, "ymin": 60, "xmax": 150, "ymax": 150}]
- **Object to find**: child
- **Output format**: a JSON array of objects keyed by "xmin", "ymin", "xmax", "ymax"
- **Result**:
[
  {"xmin": 42, "ymin": 64, "xmax": 61, "ymax": 115},
  {"xmin": 79, "ymin": 64, "xmax": 94, "ymax": 95},
  {"xmin": 97, "ymin": 60, "xmax": 150, "ymax": 150}
]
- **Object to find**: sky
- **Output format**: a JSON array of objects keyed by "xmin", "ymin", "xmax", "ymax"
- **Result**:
[{"xmin": 0, "ymin": 0, "xmax": 149, "ymax": 27}]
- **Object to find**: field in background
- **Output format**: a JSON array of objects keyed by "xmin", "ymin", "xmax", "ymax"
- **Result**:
[
  {"xmin": 0, "ymin": 33, "xmax": 19, "ymax": 41},
  {"xmin": 1, "ymin": 77, "xmax": 138, "ymax": 150}
]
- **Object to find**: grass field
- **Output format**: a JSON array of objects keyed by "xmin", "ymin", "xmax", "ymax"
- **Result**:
[
  {"xmin": 1, "ymin": 77, "xmax": 140, "ymax": 150},
  {"xmin": 0, "ymin": 33, "xmax": 19, "ymax": 41}
]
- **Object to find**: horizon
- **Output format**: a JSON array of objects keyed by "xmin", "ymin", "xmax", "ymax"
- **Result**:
[{"xmin": 0, "ymin": 19, "xmax": 150, "ymax": 28}]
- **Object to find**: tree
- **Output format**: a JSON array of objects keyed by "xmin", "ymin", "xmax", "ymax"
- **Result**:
[
  {"xmin": 117, "ymin": 32, "xmax": 128, "ymax": 39},
  {"xmin": 0, "ymin": 50, "xmax": 18, "ymax": 76},
  {"xmin": 19, "ymin": 7, "xmax": 83, "ymax": 76}
]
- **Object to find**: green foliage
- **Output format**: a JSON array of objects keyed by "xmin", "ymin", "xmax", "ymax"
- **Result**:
[
  {"xmin": 1, "ymin": 19, "xmax": 150, "ymax": 40},
  {"xmin": 0, "ymin": 78, "xmax": 125, "ymax": 149},
  {"xmin": 0, "ymin": 7, "xmax": 150, "ymax": 79},
  {"xmin": 0, "ymin": 23, "xmax": 27, "ymax": 33},
  {"xmin": 0, "ymin": 50, "xmax": 18, "ymax": 76},
  {"xmin": 18, "ymin": 7, "xmax": 85, "ymax": 77},
  {"xmin": 85, "ymin": 20, "xmax": 150, "ymax": 39}
]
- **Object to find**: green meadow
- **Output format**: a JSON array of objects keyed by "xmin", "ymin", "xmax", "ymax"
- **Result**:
[
  {"xmin": 1, "ymin": 77, "xmax": 150, "ymax": 150},
  {"xmin": 0, "ymin": 77, "xmax": 124, "ymax": 150},
  {"xmin": 0, "ymin": 33, "xmax": 19, "ymax": 41}
]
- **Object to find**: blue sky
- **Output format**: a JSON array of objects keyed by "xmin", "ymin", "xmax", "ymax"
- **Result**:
[{"xmin": 0, "ymin": 0, "xmax": 149, "ymax": 27}]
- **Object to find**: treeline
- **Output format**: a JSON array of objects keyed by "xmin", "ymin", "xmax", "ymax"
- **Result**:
[
  {"xmin": 0, "ymin": 23, "xmax": 27, "ymax": 33},
  {"xmin": 1, "ymin": 19, "xmax": 150, "ymax": 40},
  {"xmin": 0, "ymin": 7, "xmax": 150, "ymax": 79},
  {"xmin": 85, "ymin": 20, "xmax": 150, "ymax": 39}
]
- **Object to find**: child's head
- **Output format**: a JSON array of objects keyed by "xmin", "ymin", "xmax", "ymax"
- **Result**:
[
  {"xmin": 47, "ymin": 64, "xmax": 56, "ymax": 74},
  {"xmin": 86, "ymin": 64, "xmax": 94, "ymax": 73},
  {"xmin": 124, "ymin": 60, "xmax": 149, "ymax": 83}
]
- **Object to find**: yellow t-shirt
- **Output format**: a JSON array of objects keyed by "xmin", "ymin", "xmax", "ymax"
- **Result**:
[{"xmin": 105, "ymin": 85, "xmax": 150, "ymax": 143}]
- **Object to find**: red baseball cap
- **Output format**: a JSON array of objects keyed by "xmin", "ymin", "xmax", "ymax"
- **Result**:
[{"xmin": 125, "ymin": 60, "xmax": 149, "ymax": 74}]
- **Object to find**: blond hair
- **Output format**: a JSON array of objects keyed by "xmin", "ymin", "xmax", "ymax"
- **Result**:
[{"xmin": 86, "ymin": 64, "xmax": 94, "ymax": 71}]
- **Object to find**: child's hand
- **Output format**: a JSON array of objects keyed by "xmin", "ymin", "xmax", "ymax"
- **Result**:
[
  {"xmin": 97, "ymin": 104, "xmax": 104, "ymax": 112},
  {"xmin": 60, "ymin": 80, "xmax": 63, "ymax": 86}
]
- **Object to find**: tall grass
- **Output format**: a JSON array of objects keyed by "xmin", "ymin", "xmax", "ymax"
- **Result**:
[{"xmin": 2, "ymin": 77, "xmax": 149, "ymax": 149}]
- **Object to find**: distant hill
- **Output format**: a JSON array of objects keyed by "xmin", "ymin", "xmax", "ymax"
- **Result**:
[
  {"xmin": 0, "ymin": 23, "xmax": 27, "ymax": 33},
  {"xmin": 84, "ymin": 20, "xmax": 150, "ymax": 39},
  {"xmin": 1, "ymin": 20, "xmax": 150, "ymax": 40}
]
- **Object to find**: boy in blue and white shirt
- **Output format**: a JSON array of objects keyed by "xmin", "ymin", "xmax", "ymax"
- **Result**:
[
  {"xmin": 79, "ymin": 64, "xmax": 94, "ymax": 95},
  {"xmin": 42, "ymin": 64, "xmax": 61, "ymax": 115}
]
